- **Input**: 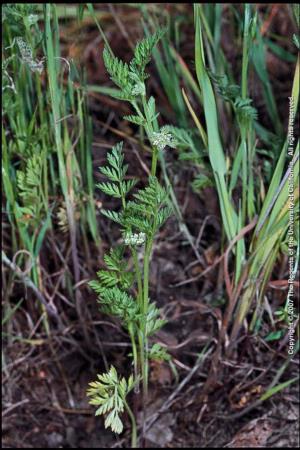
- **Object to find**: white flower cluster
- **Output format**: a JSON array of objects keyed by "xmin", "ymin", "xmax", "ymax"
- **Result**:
[
  {"xmin": 151, "ymin": 128, "xmax": 175, "ymax": 151},
  {"xmin": 124, "ymin": 232, "xmax": 146, "ymax": 246},
  {"xmin": 16, "ymin": 37, "xmax": 44, "ymax": 74},
  {"xmin": 131, "ymin": 81, "xmax": 146, "ymax": 96},
  {"xmin": 27, "ymin": 14, "xmax": 39, "ymax": 26}
]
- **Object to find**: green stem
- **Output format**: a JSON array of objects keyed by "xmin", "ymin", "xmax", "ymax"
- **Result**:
[
  {"xmin": 143, "ymin": 242, "xmax": 151, "ymax": 318},
  {"xmin": 130, "ymin": 78, "xmax": 164, "ymax": 442},
  {"xmin": 124, "ymin": 399, "xmax": 137, "ymax": 448},
  {"xmin": 141, "ymin": 238, "xmax": 153, "ymax": 404},
  {"xmin": 241, "ymin": 4, "xmax": 251, "ymax": 100},
  {"xmin": 138, "ymin": 330, "xmax": 145, "ymax": 395},
  {"xmin": 141, "ymin": 95, "xmax": 152, "ymax": 131},
  {"xmin": 129, "ymin": 323, "xmax": 138, "ymax": 383},
  {"xmin": 241, "ymin": 139, "xmax": 247, "ymax": 224},
  {"xmin": 132, "ymin": 100, "xmax": 144, "ymax": 119},
  {"xmin": 131, "ymin": 248, "xmax": 143, "ymax": 308},
  {"xmin": 139, "ymin": 95, "xmax": 159, "ymax": 178},
  {"xmin": 151, "ymin": 148, "xmax": 158, "ymax": 176}
]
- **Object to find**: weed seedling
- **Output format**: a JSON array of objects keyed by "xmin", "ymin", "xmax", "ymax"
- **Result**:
[{"xmin": 87, "ymin": 30, "xmax": 176, "ymax": 447}]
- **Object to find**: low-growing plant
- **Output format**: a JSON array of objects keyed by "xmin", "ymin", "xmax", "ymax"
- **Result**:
[{"xmin": 87, "ymin": 30, "xmax": 177, "ymax": 446}]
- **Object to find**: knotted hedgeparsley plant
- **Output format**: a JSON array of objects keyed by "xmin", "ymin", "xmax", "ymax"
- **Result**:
[{"xmin": 87, "ymin": 30, "xmax": 179, "ymax": 447}]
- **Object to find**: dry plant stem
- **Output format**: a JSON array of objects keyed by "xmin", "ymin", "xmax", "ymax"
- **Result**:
[
  {"xmin": 218, "ymin": 342, "xmax": 299, "ymax": 421},
  {"xmin": 200, "ymin": 218, "xmax": 257, "ymax": 396},
  {"xmin": 223, "ymin": 217, "xmax": 258, "ymax": 306},
  {"xmin": 2, "ymin": 251, "xmax": 58, "ymax": 318},
  {"xmin": 45, "ymin": 5, "xmax": 93, "ymax": 348}
]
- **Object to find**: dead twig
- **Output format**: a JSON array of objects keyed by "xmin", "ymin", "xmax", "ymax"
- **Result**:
[{"xmin": 2, "ymin": 399, "xmax": 29, "ymax": 417}]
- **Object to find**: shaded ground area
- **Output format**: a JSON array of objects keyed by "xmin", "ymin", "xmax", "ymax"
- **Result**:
[{"xmin": 2, "ymin": 4, "xmax": 299, "ymax": 448}]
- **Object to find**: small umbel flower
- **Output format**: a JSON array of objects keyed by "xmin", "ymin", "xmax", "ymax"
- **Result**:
[
  {"xmin": 124, "ymin": 232, "xmax": 146, "ymax": 246},
  {"xmin": 87, "ymin": 366, "xmax": 135, "ymax": 434},
  {"xmin": 151, "ymin": 126, "xmax": 176, "ymax": 151},
  {"xmin": 27, "ymin": 14, "xmax": 38, "ymax": 26},
  {"xmin": 131, "ymin": 81, "xmax": 146, "ymax": 96}
]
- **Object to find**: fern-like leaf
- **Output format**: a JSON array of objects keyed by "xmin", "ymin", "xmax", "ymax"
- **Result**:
[
  {"xmin": 96, "ymin": 270, "xmax": 120, "ymax": 288},
  {"xmin": 209, "ymin": 71, "xmax": 240, "ymax": 102},
  {"xmin": 148, "ymin": 343, "xmax": 171, "ymax": 361},
  {"xmin": 103, "ymin": 47, "xmax": 133, "ymax": 97},
  {"xmin": 96, "ymin": 181, "xmax": 121, "ymax": 198},
  {"xmin": 122, "ymin": 177, "xmax": 171, "ymax": 234},
  {"xmin": 101, "ymin": 209, "xmax": 124, "ymax": 224},
  {"xmin": 146, "ymin": 302, "xmax": 166, "ymax": 336},
  {"xmin": 130, "ymin": 29, "xmax": 165, "ymax": 80},
  {"xmin": 123, "ymin": 114, "xmax": 146, "ymax": 126},
  {"xmin": 99, "ymin": 166, "xmax": 120, "ymax": 182},
  {"xmin": 98, "ymin": 142, "xmax": 137, "ymax": 202},
  {"xmin": 97, "ymin": 286, "xmax": 141, "ymax": 327},
  {"xmin": 103, "ymin": 246, "xmax": 126, "ymax": 271},
  {"xmin": 235, "ymin": 97, "xmax": 258, "ymax": 125},
  {"xmin": 157, "ymin": 205, "xmax": 173, "ymax": 229},
  {"xmin": 87, "ymin": 366, "xmax": 135, "ymax": 435},
  {"xmin": 16, "ymin": 154, "xmax": 44, "ymax": 225}
]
